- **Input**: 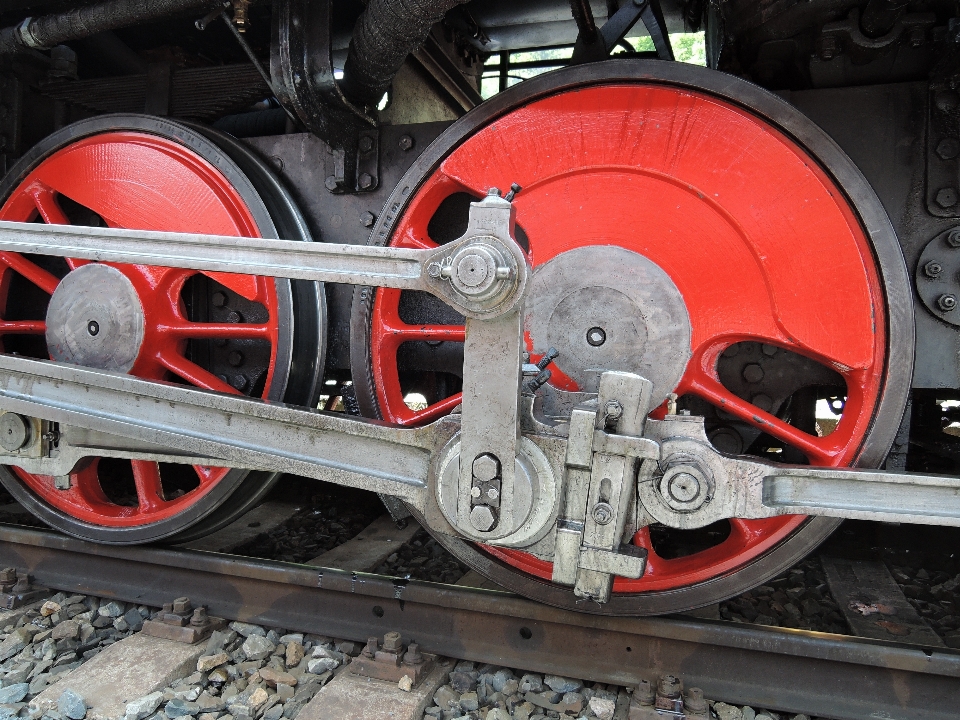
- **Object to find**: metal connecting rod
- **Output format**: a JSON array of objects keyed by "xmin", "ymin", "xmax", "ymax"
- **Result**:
[{"xmin": 0, "ymin": 219, "xmax": 527, "ymax": 320}]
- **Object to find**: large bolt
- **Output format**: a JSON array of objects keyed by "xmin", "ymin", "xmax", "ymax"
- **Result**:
[
  {"xmin": 592, "ymin": 502, "xmax": 613, "ymax": 525},
  {"xmin": 0, "ymin": 413, "xmax": 29, "ymax": 452},
  {"xmin": 469, "ymin": 505, "xmax": 497, "ymax": 532},
  {"xmin": 190, "ymin": 607, "xmax": 208, "ymax": 627},
  {"xmin": 742, "ymin": 363, "xmax": 764, "ymax": 383},
  {"xmin": 172, "ymin": 597, "xmax": 192, "ymax": 614},
  {"xmin": 684, "ymin": 687, "xmax": 708, "ymax": 715},
  {"xmin": 634, "ymin": 679, "xmax": 655, "ymax": 706},
  {"xmin": 472, "ymin": 454, "xmax": 499, "ymax": 482},
  {"xmin": 398, "ymin": 135, "xmax": 414, "ymax": 151},
  {"xmin": 925, "ymin": 260, "xmax": 944, "ymax": 278},
  {"xmin": 403, "ymin": 643, "xmax": 423, "ymax": 665},
  {"xmin": 382, "ymin": 631, "xmax": 402, "ymax": 652},
  {"xmin": 939, "ymin": 294, "xmax": 958, "ymax": 311},
  {"xmin": 937, "ymin": 187, "xmax": 958, "ymax": 208},
  {"xmin": 362, "ymin": 637, "xmax": 378, "ymax": 658},
  {"xmin": 657, "ymin": 675, "xmax": 681, "ymax": 699},
  {"xmin": 938, "ymin": 138, "xmax": 960, "ymax": 160},
  {"xmin": 666, "ymin": 472, "xmax": 700, "ymax": 503}
]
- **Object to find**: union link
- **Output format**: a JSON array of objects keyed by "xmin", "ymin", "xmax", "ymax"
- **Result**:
[{"xmin": 0, "ymin": 192, "xmax": 959, "ymax": 604}]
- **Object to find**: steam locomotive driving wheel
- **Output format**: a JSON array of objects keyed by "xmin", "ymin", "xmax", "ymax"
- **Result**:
[
  {"xmin": 0, "ymin": 115, "xmax": 324, "ymax": 544},
  {"xmin": 352, "ymin": 61, "xmax": 912, "ymax": 614}
]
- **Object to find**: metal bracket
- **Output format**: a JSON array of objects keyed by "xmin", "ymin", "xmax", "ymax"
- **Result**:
[
  {"xmin": 142, "ymin": 597, "xmax": 225, "ymax": 644},
  {"xmin": 0, "ymin": 568, "xmax": 47, "ymax": 609},
  {"xmin": 348, "ymin": 632, "xmax": 436, "ymax": 688},
  {"xmin": 551, "ymin": 372, "xmax": 654, "ymax": 601},
  {"xmin": 571, "ymin": 0, "xmax": 674, "ymax": 64},
  {"xmin": 271, "ymin": 0, "xmax": 378, "ymax": 194}
]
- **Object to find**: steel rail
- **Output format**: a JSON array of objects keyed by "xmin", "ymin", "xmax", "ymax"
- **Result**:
[{"xmin": 0, "ymin": 524, "xmax": 954, "ymax": 719}]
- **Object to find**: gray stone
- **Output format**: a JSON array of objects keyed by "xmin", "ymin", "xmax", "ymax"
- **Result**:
[
  {"xmin": 588, "ymin": 697, "xmax": 615, "ymax": 720},
  {"xmin": 28, "ymin": 674, "xmax": 50, "ymax": 694},
  {"xmin": 97, "ymin": 602, "xmax": 125, "ymax": 619},
  {"xmin": 262, "ymin": 707, "xmax": 283, "ymax": 720},
  {"xmin": 305, "ymin": 658, "xmax": 337, "ymax": 675},
  {"xmin": 433, "ymin": 685, "xmax": 460, "ymax": 710},
  {"xmin": 543, "ymin": 676, "xmax": 581, "ymax": 694},
  {"xmin": 0, "ymin": 683, "xmax": 28, "ymax": 704},
  {"xmin": 518, "ymin": 675, "xmax": 542, "ymax": 693},
  {"xmin": 196, "ymin": 694, "xmax": 225, "ymax": 713},
  {"xmin": 458, "ymin": 692, "xmax": 479, "ymax": 712},
  {"xmin": 165, "ymin": 700, "xmax": 201, "ymax": 718},
  {"xmin": 0, "ymin": 630, "xmax": 31, "ymax": 662},
  {"xmin": 51, "ymin": 621, "xmax": 80, "ymax": 641},
  {"xmin": 126, "ymin": 692, "xmax": 164, "ymax": 720},
  {"xmin": 742, "ymin": 708, "xmax": 756, "ymax": 720},
  {"xmin": 57, "ymin": 690, "xmax": 87, "ymax": 720},
  {"xmin": 449, "ymin": 672, "xmax": 478, "ymax": 693},
  {"xmin": 241, "ymin": 637, "xmax": 274, "ymax": 662},
  {"xmin": 228, "ymin": 624, "xmax": 265, "ymax": 639},
  {"xmin": 123, "ymin": 609, "xmax": 144, "ymax": 633},
  {"xmin": 198, "ymin": 654, "xmax": 229, "ymax": 673},
  {"xmin": 491, "ymin": 670, "xmax": 514, "ymax": 693},
  {"xmin": 500, "ymin": 679, "xmax": 519, "ymax": 697},
  {"xmin": 114, "ymin": 618, "xmax": 130, "ymax": 633},
  {"xmin": 424, "ymin": 708, "xmax": 442, "ymax": 720},
  {"xmin": 714, "ymin": 703, "xmax": 743, "ymax": 720},
  {"xmin": 276, "ymin": 684, "xmax": 294, "ymax": 702},
  {"xmin": 485, "ymin": 709, "xmax": 510, "ymax": 720}
]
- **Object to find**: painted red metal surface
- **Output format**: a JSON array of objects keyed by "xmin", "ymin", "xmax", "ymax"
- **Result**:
[
  {"xmin": 370, "ymin": 84, "xmax": 887, "ymax": 591},
  {"xmin": 0, "ymin": 132, "xmax": 280, "ymax": 526}
]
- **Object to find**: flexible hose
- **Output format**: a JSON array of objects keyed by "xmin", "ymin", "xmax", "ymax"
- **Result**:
[
  {"xmin": 0, "ymin": 0, "xmax": 214, "ymax": 54},
  {"xmin": 340, "ymin": 0, "xmax": 470, "ymax": 108}
]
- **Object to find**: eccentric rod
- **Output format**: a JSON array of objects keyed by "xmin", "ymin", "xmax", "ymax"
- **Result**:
[{"xmin": 0, "ymin": 0, "xmax": 216, "ymax": 54}]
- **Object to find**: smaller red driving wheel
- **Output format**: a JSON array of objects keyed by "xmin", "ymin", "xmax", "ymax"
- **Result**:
[
  {"xmin": 0, "ymin": 116, "xmax": 322, "ymax": 543},
  {"xmin": 352, "ymin": 61, "xmax": 912, "ymax": 614}
]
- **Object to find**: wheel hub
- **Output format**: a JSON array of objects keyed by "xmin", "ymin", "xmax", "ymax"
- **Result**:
[
  {"xmin": 45, "ymin": 263, "xmax": 145, "ymax": 372},
  {"xmin": 526, "ymin": 246, "xmax": 691, "ymax": 404}
]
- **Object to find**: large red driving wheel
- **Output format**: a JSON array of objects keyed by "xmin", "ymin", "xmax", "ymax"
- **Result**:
[
  {"xmin": 0, "ymin": 116, "xmax": 323, "ymax": 544},
  {"xmin": 352, "ymin": 61, "xmax": 912, "ymax": 614}
]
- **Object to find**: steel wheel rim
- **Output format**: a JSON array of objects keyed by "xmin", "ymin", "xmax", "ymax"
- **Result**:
[
  {"xmin": 352, "ymin": 60, "xmax": 913, "ymax": 614},
  {"xmin": 0, "ymin": 115, "xmax": 312, "ymax": 543}
]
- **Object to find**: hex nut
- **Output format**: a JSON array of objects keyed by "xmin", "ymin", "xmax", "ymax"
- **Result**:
[
  {"xmin": 324, "ymin": 175, "xmax": 339, "ymax": 192},
  {"xmin": 925, "ymin": 260, "xmax": 944, "ymax": 278},
  {"xmin": 948, "ymin": 228, "xmax": 960, "ymax": 248},
  {"xmin": 398, "ymin": 134, "xmax": 414, "ymax": 151},
  {"xmin": 592, "ymin": 502, "xmax": 613, "ymax": 525},
  {"xmin": 469, "ymin": 505, "xmax": 497, "ymax": 532},
  {"xmin": 938, "ymin": 138, "xmax": 960, "ymax": 160},
  {"xmin": 358, "ymin": 172, "xmax": 374, "ymax": 190},
  {"xmin": 936, "ymin": 90, "xmax": 960, "ymax": 113},
  {"xmin": 358, "ymin": 135, "xmax": 374, "ymax": 153},
  {"xmin": 658, "ymin": 674, "xmax": 681, "ymax": 698},
  {"xmin": 938, "ymin": 293, "xmax": 958, "ymax": 311},
  {"xmin": 382, "ymin": 631, "xmax": 402, "ymax": 652},
  {"xmin": 472, "ymin": 453, "xmax": 499, "ymax": 481},
  {"xmin": 361, "ymin": 211, "xmax": 376, "ymax": 228},
  {"xmin": 936, "ymin": 187, "xmax": 958, "ymax": 208}
]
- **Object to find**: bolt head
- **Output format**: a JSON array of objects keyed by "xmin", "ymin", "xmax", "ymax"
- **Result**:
[
  {"xmin": 937, "ymin": 90, "xmax": 960, "ymax": 113},
  {"xmin": 937, "ymin": 187, "xmax": 958, "ymax": 208},
  {"xmin": 938, "ymin": 138, "xmax": 960, "ymax": 160},
  {"xmin": 948, "ymin": 228, "xmax": 960, "ymax": 247},
  {"xmin": 172, "ymin": 597, "xmax": 191, "ymax": 614},
  {"xmin": 472, "ymin": 453, "xmax": 499, "ymax": 481},
  {"xmin": 382, "ymin": 631, "xmax": 402, "ymax": 652},
  {"xmin": 358, "ymin": 135, "xmax": 374, "ymax": 153},
  {"xmin": 358, "ymin": 173, "xmax": 374, "ymax": 190},
  {"xmin": 361, "ymin": 211, "xmax": 376, "ymax": 228},
  {"xmin": 470, "ymin": 504, "xmax": 497, "ymax": 532},
  {"xmin": 938, "ymin": 293, "xmax": 958, "ymax": 311},
  {"xmin": 427, "ymin": 262, "xmax": 442, "ymax": 278},
  {"xmin": 742, "ymin": 363, "xmax": 764, "ymax": 383},
  {"xmin": 398, "ymin": 134, "xmax": 414, "ymax": 151},
  {"xmin": 592, "ymin": 502, "xmax": 613, "ymax": 525},
  {"xmin": 324, "ymin": 176, "xmax": 339, "ymax": 192},
  {"xmin": 925, "ymin": 260, "xmax": 943, "ymax": 278}
]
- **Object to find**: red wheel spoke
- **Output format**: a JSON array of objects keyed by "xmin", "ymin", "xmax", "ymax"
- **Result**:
[
  {"xmin": 131, "ymin": 460, "xmax": 166, "ymax": 513},
  {"xmin": 382, "ymin": 323, "xmax": 465, "ymax": 347},
  {"xmin": 0, "ymin": 254, "xmax": 60, "ymax": 295},
  {"xmin": 684, "ymin": 371, "xmax": 836, "ymax": 464},
  {"xmin": 398, "ymin": 234, "xmax": 438, "ymax": 251},
  {"xmin": 0, "ymin": 320, "xmax": 45, "ymax": 335},
  {"xmin": 157, "ymin": 351, "xmax": 242, "ymax": 395},
  {"xmin": 28, "ymin": 183, "xmax": 70, "ymax": 225},
  {"xmin": 158, "ymin": 322, "xmax": 272, "ymax": 340},
  {"xmin": 402, "ymin": 392, "xmax": 463, "ymax": 426}
]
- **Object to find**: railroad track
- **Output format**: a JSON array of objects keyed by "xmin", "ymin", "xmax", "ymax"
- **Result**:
[{"xmin": 0, "ymin": 523, "xmax": 955, "ymax": 720}]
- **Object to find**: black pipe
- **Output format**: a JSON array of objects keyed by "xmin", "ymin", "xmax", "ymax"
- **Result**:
[
  {"xmin": 340, "ymin": 0, "xmax": 471, "ymax": 109},
  {"xmin": 0, "ymin": 0, "xmax": 215, "ymax": 55}
]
